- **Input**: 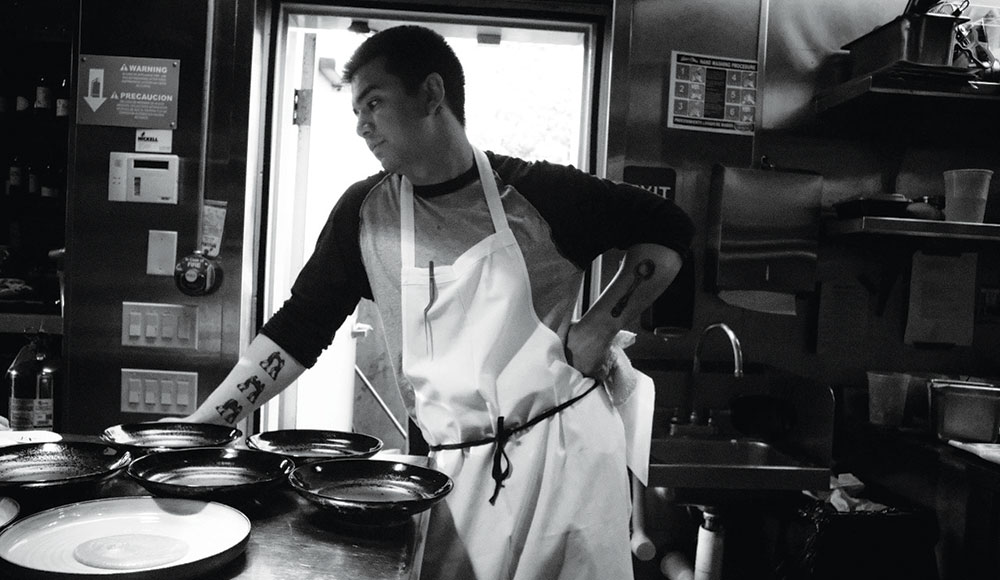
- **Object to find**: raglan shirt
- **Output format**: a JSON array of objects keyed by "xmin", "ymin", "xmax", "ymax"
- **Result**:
[{"xmin": 260, "ymin": 151, "xmax": 694, "ymax": 416}]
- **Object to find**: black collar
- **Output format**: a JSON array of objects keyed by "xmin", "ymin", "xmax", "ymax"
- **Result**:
[{"xmin": 412, "ymin": 161, "xmax": 480, "ymax": 198}]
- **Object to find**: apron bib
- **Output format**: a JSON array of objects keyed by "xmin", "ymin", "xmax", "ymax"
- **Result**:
[{"xmin": 399, "ymin": 147, "xmax": 632, "ymax": 580}]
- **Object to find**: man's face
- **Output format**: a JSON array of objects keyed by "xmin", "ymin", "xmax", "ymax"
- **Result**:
[{"xmin": 351, "ymin": 57, "xmax": 428, "ymax": 175}]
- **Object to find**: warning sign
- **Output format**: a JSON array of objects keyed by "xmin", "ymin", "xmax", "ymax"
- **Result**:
[{"xmin": 77, "ymin": 55, "xmax": 180, "ymax": 129}]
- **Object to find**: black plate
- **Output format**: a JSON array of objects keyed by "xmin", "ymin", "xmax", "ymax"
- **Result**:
[
  {"xmin": 0, "ymin": 441, "xmax": 130, "ymax": 490},
  {"xmin": 127, "ymin": 447, "xmax": 294, "ymax": 501},
  {"xmin": 289, "ymin": 459, "xmax": 452, "ymax": 526},
  {"xmin": 101, "ymin": 422, "xmax": 242, "ymax": 453},
  {"xmin": 246, "ymin": 429, "xmax": 382, "ymax": 461}
]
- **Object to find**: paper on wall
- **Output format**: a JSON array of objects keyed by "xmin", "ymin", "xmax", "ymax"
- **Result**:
[{"xmin": 904, "ymin": 252, "xmax": 977, "ymax": 346}]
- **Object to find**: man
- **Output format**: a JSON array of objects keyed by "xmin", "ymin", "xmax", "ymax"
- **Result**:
[{"xmin": 182, "ymin": 25, "xmax": 693, "ymax": 579}]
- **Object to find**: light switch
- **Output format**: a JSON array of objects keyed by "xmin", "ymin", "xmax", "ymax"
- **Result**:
[
  {"xmin": 161, "ymin": 313, "xmax": 177, "ymax": 339},
  {"xmin": 128, "ymin": 378, "xmax": 142, "ymax": 403},
  {"xmin": 144, "ymin": 379, "xmax": 158, "ymax": 404},
  {"xmin": 146, "ymin": 230, "xmax": 178, "ymax": 276},
  {"xmin": 128, "ymin": 312, "xmax": 142, "ymax": 337},
  {"xmin": 176, "ymin": 382, "xmax": 191, "ymax": 406},
  {"xmin": 144, "ymin": 312, "xmax": 159, "ymax": 338},
  {"xmin": 161, "ymin": 380, "xmax": 175, "ymax": 405}
]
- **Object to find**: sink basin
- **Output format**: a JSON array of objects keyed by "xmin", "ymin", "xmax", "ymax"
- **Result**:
[{"xmin": 649, "ymin": 437, "xmax": 829, "ymax": 505}]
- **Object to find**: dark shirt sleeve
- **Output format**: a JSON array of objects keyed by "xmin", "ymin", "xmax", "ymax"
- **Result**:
[
  {"xmin": 258, "ymin": 174, "xmax": 381, "ymax": 368},
  {"xmin": 489, "ymin": 152, "xmax": 694, "ymax": 270}
]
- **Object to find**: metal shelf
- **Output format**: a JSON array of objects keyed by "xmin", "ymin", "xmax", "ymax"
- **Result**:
[
  {"xmin": 812, "ymin": 65, "xmax": 1000, "ymax": 142},
  {"xmin": 815, "ymin": 71, "xmax": 1000, "ymax": 114},
  {"xmin": 824, "ymin": 216, "xmax": 1000, "ymax": 242},
  {"xmin": 0, "ymin": 314, "xmax": 63, "ymax": 335}
]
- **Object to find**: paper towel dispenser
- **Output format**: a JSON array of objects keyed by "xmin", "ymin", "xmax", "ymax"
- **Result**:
[{"xmin": 706, "ymin": 164, "xmax": 823, "ymax": 296}]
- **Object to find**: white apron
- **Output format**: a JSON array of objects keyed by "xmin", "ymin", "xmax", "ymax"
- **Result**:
[{"xmin": 399, "ymin": 147, "xmax": 633, "ymax": 580}]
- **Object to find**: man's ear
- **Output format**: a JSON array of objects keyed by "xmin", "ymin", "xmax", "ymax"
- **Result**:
[{"xmin": 421, "ymin": 72, "xmax": 447, "ymax": 116}]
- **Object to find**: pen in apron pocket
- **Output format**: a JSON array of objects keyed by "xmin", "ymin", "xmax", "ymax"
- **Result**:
[{"xmin": 424, "ymin": 260, "xmax": 436, "ymax": 356}]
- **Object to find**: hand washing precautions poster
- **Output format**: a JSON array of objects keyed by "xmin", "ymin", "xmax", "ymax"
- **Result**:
[{"xmin": 667, "ymin": 51, "xmax": 757, "ymax": 136}]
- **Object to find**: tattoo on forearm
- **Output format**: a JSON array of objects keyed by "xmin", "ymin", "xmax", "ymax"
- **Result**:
[
  {"xmin": 260, "ymin": 351, "xmax": 285, "ymax": 380},
  {"xmin": 611, "ymin": 259, "xmax": 655, "ymax": 318},
  {"xmin": 237, "ymin": 375, "xmax": 266, "ymax": 404},
  {"xmin": 215, "ymin": 399, "xmax": 243, "ymax": 424}
]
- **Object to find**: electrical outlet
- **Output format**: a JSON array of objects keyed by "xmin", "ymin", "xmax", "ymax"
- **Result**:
[
  {"xmin": 121, "ymin": 369, "xmax": 198, "ymax": 415},
  {"xmin": 121, "ymin": 302, "xmax": 198, "ymax": 349}
]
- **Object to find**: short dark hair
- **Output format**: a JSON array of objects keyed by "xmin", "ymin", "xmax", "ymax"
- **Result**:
[{"xmin": 343, "ymin": 25, "xmax": 466, "ymax": 126}]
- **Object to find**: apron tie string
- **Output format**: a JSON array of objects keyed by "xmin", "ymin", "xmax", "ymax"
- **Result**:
[
  {"xmin": 489, "ymin": 416, "xmax": 511, "ymax": 505},
  {"xmin": 428, "ymin": 381, "xmax": 603, "ymax": 505}
]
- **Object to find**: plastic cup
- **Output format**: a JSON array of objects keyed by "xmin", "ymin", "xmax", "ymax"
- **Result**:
[
  {"xmin": 943, "ymin": 169, "xmax": 993, "ymax": 223},
  {"xmin": 867, "ymin": 371, "xmax": 909, "ymax": 427}
]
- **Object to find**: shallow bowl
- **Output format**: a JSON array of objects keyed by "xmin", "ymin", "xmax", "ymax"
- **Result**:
[
  {"xmin": 101, "ymin": 422, "xmax": 241, "ymax": 454},
  {"xmin": 127, "ymin": 447, "xmax": 294, "ymax": 501},
  {"xmin": 289, "ymin": 459, "xmax": 452, "ymax": 526}
]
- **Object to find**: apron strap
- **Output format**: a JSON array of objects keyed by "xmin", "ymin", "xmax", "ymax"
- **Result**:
[{"xmin": 429, "ymin": 380, "xmax": 603, "ymax": 505}]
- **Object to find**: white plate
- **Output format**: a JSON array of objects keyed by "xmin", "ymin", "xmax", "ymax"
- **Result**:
[
  {"xmin": 0, "ymin": 496, "xmax": 250, "ymax": 578},
  {"xmin": 0, "ymin": 497, "xmax": 18, "ymax": 529},
  {"xmin": 0, "ymin": 431, "xmax": 62, "ymax": 448}
]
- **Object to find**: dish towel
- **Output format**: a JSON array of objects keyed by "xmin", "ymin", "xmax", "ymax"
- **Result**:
[{"xmin": 604, "ymin": 331, "xmax": 655, "ymax": 486}]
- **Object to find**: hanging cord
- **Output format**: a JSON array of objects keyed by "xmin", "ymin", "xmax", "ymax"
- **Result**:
[{"xmin": 429, "ymin": 381, "xmax": 602, "ymax": 505}]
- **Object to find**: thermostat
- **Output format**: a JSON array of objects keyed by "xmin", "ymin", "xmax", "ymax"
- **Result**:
[{"xmin": 109, "ymin": 152, "xmax": 179, "ymax": 204}]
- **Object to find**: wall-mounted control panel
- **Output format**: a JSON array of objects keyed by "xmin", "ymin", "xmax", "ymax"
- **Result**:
[
  {"xmin": 120, "ymin": 369, "xmax": 197, "ymax": 415},
  {"xmin": 109, "ymin": 152, "xmax": 179, "ymax": 204},
  {"xmin": 121, "ymin": 301, "xmax": 198, "ymax": 349}
]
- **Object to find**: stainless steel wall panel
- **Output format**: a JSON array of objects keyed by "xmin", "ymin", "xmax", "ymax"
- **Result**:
[
  {"xmin": 760, "ymin": 0, "xmax": 899, "ymax": 130},
  {"xmin": 62, "ymin": 0, "xmax": 257, "ymax": 434}
]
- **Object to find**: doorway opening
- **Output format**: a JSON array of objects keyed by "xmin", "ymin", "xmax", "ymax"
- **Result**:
[{"xmin": 261, "ymin": 5, "xmax": 602, "ymax": 448}]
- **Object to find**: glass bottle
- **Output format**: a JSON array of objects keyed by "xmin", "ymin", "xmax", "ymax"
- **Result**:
[
  {"xmin": 5, "ymin": 334, "xmax": 41, "ymax": 431},
  {"xmin": 7, "ymin": 151, "xmax": 25, "ymax": 197},
  {"xmin": 5, "ymin": 332, "xmax": 59, "ymax": 431},
  {"xmin": 53, "ymin": 76, "xmax": 70, "ymax": 131},
  {"xmin": 33, "ymin": 73, "xmax": 53, "ymax": 117},
  {"xmin": 26, "ymin": 153, "xmax": 42, "ymax": 197}
]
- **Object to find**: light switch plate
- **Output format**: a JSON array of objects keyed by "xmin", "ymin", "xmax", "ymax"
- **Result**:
[
  {"xmin": 147, "ymin": 230, "xmax": 177, "ymax": 275},
  {"xmin": 121, "ymin": 302, "xmax": 198, "ymax": 349},
  {"xmin": 120, "ymin": 369, "xmax": 198, "ymax": 415}
]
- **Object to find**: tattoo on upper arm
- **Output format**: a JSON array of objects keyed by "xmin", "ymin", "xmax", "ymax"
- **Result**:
[
  {"xmin": 260, "ymin": 352, "xmax": 286, "ymax": 380},
  {"xmin": 610, "ymin": 259, "xmax": 656, "ymax": 318},
  {"xmin": 215, "ymin": 399, "xmax": 243, "ymax": 424},
  {"xmin": 237, "ymin": 375, "xmax": 266, "ymax": 404}
]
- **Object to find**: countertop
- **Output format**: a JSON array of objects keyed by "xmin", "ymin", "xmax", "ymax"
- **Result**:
[
  {"xmin": 840, "ymin": 420, "xmax": 1000, "ymax": 580},
  {"xmin": 1, "ymin": 443, "xmax": 429, "ymax": 580}
]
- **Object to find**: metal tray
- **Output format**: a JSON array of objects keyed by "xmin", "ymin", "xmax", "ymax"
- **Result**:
[
  {"xmin": 930, "ymin": 379, "xmax": 1000, "ymax": 442},
  {"xmin": 843, "ymin": 13, "xmax": 967, "ymax": 78}
]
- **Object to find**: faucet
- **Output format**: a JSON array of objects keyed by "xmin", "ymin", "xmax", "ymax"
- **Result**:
[
  {"xmin": 670, "ymin": 322, "xmax": 744, "ymax": 436},
  {"xmin": 693, "ymin": 322, "xmax": 743, "ymax": 379}
]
